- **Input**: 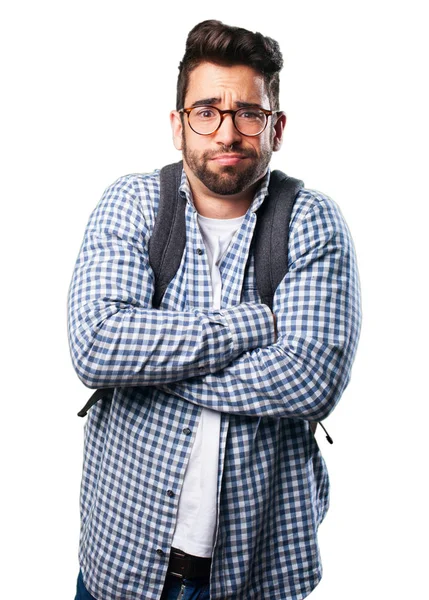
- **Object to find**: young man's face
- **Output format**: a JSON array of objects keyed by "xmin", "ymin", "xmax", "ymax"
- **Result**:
[{"xmin": 171, "ymin": 62, "xmax": 286, "ymax": 199}]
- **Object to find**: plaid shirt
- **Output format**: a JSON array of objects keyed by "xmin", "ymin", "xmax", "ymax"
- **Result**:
[{"xmin": 68, "ymin": 167, "xmax": 361, "ymax": 600}]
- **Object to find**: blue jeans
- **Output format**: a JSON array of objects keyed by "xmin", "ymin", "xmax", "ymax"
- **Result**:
[
  {"xmin": 75, "ymin": 571, "xmax": 96, "ymax": 599},
  {"xmin": 75, "ymin": 572, "xmax": 96, "ymax": 600},
  {"xmin": 75, "ymin": 570, "xmax": 210, "ymax": 600},
  {"xmin": 160, "ymin": 575, "xmax": 210, "ymax": 600}
]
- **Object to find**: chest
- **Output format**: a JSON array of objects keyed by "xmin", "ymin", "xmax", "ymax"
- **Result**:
[{"xmin": 160, "ymin": 205, "xmax": 260, "ymax": 310}]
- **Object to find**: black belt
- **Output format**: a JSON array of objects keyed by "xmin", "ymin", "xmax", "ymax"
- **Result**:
[{"xmin": 167, "ymin": 548, "xmax": 211, "ymax": 580}]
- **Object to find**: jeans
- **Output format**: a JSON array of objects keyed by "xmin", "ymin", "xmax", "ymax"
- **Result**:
[
  {"xmin": 160, "ymin": 575, "xmax": 210, "ymax": 599},
  {"xmin": 75, "ymin": 570, "xmax": 210, "ymax": 600},
  {"xmin": 75, "ymin": 571, "xmax": 96, "ymax": 599}
]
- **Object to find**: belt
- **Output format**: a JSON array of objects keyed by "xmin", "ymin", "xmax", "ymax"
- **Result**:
[{"xmin": 167, "ymin": 548, "xmax": 212, "ymax": 580}]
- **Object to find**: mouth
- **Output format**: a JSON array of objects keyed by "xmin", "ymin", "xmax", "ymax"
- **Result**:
[{"xmin": 210, "ymin": 154, "xmax": 249, "ymax": 166}]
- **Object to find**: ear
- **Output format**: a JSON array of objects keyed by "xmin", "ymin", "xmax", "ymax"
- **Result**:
[
  {"xmin": 170, "ymin": 110, "xmax": 183, "ymax": 151},
  {"xmin": 272, "ymin": 111, "xmax": 287, "ymax": 152}
]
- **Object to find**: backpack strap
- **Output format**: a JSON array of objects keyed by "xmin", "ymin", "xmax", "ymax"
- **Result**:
[
  {"xmin": 77, "ymin": 387, "xmax": 114, "ymax": 417},
  {"xmin": 253, "ymin": 170, "xmax": 304, "ymax": 309},
  {"xmin": 149, "ymin": 161, "xmax": 186, "ymax": 308}
]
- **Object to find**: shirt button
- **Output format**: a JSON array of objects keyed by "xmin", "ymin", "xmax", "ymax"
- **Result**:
[
  {"xmin": 167, "ymin": 490, "xmax": 175, "ymax": 498},
  {"xmin": 196, "ymin": 248, "xmax": 204, "ymax": 255},
  {"xmin": 183, "ymin": 427, "xmax": 191, "ymax": 435},
  {"xmin": 156, "ymin": 549, "xmax": 165, "ymax": 557}
]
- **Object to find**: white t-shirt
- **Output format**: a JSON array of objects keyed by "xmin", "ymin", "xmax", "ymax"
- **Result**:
[{"xmin": 171, "ymin": 213, "xmax": 245, "ymax": 557}]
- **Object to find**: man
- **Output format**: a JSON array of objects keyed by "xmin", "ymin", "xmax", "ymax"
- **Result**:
[{"xmin": 69, "ymin": 20, "xmax": 361, "ymax": 600}]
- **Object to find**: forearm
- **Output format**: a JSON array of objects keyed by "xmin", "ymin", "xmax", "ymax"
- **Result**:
[
  {"xmin": 159, "ymin": 307, "xmax": 359, "ymax": 421},
  {"xmin": 68, "ymin": 298, "xmax": 274, "ymax": 388},
  {"xmin": 68, "ymin": 175, "xmax": 276, "ymax": 388},
  {"xmin": 160, "ymin": 194, "xmax": 362, "ymax": 420}
]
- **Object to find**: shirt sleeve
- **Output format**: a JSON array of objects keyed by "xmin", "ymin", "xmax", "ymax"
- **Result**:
[
  {"xmin": 159, "ymin": 192, "xmax": 362, "ymax": 421},
  {"xmin": 67, "ymin": 175, "xmax": 275, "ymax": 389}
]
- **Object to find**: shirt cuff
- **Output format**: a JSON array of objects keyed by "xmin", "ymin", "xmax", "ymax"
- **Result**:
[{"xmin": 218, "ymin": 303, "xmax": 275, "ymax": 356}]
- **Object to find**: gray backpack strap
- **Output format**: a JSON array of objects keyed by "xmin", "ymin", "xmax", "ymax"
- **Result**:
[
  {"xmin": 253, "ymin": 170, "xmax": 304, "ymax": 309},
  {"xmin": 149, "ymin": 161, "xmax": 186, "ymax": 308}
]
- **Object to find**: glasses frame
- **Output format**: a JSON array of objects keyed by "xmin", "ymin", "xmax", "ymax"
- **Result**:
[{"xmin": 179, "ymin": 105, "xmax": 276, "ymax": 137}]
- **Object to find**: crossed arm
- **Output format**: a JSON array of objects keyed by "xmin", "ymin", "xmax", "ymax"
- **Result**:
[{"xmin": 68, "ymin": 175, "xmax": 361, "ymax": 421}]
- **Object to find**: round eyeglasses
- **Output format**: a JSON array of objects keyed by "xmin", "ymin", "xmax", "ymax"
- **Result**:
[{"xmin": 179, "ymin": 105, "xmax": 275, "ymax": 137}]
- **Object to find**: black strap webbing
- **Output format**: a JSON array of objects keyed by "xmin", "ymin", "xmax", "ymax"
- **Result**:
[
  {"xmin": 77, "ymin": 387, "xmax": 114, "ymax": 417},
  {"xmin": 149, "ymin": 161, "xmax": 186, "ymax": 308},
  {"xmin": 254, "ymin": 170, "xmax": 304, "ymax": 309}
]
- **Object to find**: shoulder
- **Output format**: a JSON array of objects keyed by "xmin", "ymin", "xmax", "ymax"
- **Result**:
[
  {"xmin": 291, "ymin": 187, "xmax": 347, "ymax": 231},
  {"xmin": 100, "ymin": 169, "xmax": 161, "ymax": 212},
  {"xmin": 89, "ymin": 169, "xmax": 162, "ymax": 234},
  {"xmin": 288, "ymin": 186, "xmax": 355, "ymax": 263}
]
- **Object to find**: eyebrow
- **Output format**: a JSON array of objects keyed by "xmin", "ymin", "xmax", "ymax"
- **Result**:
[
  {"xmin": 189, "ymin": 98, "xmax": 263, "ymax": 109},
  {"xmin": 190, "ymin": 98, "xmax": 220, "ymax": 107}
]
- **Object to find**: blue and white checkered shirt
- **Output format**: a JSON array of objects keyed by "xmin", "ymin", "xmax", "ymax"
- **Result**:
[{"xmin": 68, "ymin": 166, "xmax": 361, "ymax": 600}]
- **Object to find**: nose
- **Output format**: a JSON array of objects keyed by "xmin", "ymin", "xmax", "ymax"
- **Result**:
[{"xmin": 214, "ymin": 113, "xmax": 242, "ymax": 147}]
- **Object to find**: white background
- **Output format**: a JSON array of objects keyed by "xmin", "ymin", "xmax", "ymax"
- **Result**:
[{"xmin": 1, "ymin": 0, "xmax": 428, "ymax": 598}]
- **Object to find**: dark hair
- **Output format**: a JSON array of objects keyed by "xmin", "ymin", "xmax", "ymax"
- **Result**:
[{"xmin": 176, "ymin": 20, "xmax": 283, "ymax": 111}]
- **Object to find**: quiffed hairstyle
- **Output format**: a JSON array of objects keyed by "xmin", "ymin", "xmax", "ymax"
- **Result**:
[{"xmin": 176, "ymin": 20, "xmax": 284, "ymax": 111}]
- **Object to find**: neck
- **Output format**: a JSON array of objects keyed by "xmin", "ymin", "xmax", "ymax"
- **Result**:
[
  {"xmin": 183, "ymin": 162, "xmax": 257, "ymax": 219},
  {"xmin": 193, "ymin": 192, "xmax": 255, "ymax": 219}
]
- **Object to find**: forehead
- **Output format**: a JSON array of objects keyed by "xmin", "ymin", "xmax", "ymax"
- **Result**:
[{"xmin": 185, "ymin": 62, "xmax": 268, "ymax": 107}]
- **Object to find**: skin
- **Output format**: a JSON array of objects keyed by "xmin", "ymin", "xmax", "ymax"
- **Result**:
[{"xmin": 170, "ymin": 62, "xmax": 286, "ymax": 219}]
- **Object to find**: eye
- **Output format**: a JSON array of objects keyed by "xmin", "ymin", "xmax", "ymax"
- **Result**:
[
  {"xmin": 238, "ymin": 109, "xmax": 264, "ymax": 121},
  {"xmin": 194, "ymin": 107, "xmax": 217, "ymax": 120}
]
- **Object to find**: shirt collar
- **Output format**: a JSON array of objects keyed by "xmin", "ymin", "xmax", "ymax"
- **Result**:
[{"xmin": 179, "ymin": 167, "xmax": 271, "ymax": 214}]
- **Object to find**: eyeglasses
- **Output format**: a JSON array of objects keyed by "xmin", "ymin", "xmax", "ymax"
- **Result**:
[{"xmin": 179, "ymin": 105, "xmax": 275, "ymax": 137}]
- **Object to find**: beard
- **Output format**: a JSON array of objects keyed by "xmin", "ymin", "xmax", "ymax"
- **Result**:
[{"xmin": 182, "ymin": 135, "xmax": 273, "ymax": 196}]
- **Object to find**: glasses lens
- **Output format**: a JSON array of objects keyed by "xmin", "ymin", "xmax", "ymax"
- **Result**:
[
  {"xmin": 189, "ymin": 106, "xmax": 221, "ymax": 134},
  {"xmin": 235, "ymin": 108, "xmax": 267, "ymax": 135}
]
